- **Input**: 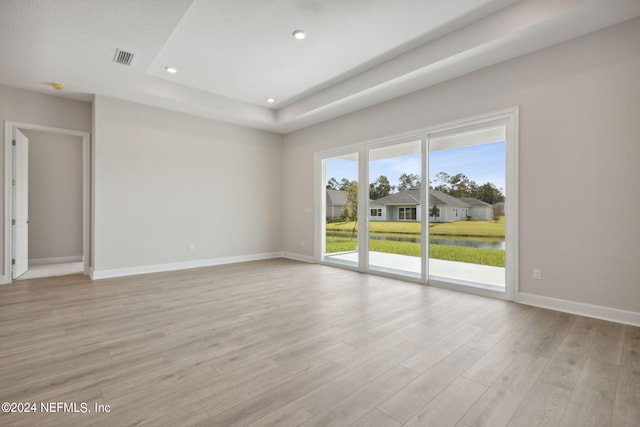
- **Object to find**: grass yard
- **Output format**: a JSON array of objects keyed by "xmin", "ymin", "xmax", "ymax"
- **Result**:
[
  {"xmin": 325, "ymin": 236, "xmax": 505, "ymax": 267},
  {"xmin": 428, "ymin": 217, "xmax": 505, "ymax": 238},
  {"xmin": 429, "ymin": 244, "xmax": 504, "ymax": 267},
  {"xmin": 326, "ymin": 217, "xmax": 505, "ymax": 238},
  {"xmin": 327, "ymin": 221, "xmax": 421, "ymax": 234}
]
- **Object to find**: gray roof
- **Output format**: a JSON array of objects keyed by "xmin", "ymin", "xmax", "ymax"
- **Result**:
[
  {"xmin": 429, "ymin": 190, "xmax": 469, "ymax": 207},
  {"xmin": 371, "ymin": 188, "xmax": 470, "ymax": 208},
  {"xmin": 326, "ymin": 189, "xmax": 347, "ymax": 206},
  {"xmin": 458, "ymin": 197, "xmax": 492, "ymax": 207},
  {"xmin": 370, "ymin": 188, "xmax": 421, "ymax": 206}
]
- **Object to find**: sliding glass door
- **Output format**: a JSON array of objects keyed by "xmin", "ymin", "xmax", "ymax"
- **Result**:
[
  {"xmin": 318, "ymin": 110, "xmax": 517, "ymax": 299},
  {"xmin": 368, "ymin": 140, "xmax": 423, "ymax": 278},
  {"xmin": 428, "ymin": 126, "xmax": 507, "ymax": 291},
  {"xmin": 322, "ymin": 153, "xmax": 359, "ymax": 268}
]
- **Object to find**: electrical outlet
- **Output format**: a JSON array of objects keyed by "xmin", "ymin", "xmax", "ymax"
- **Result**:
[
  {"xmin": 188, "ymin": 243, "xmax": 195, "ymax": 253},
  {"xmin": 301, "ymin": 241, "xmax": 306, "ymax": 247},
  {"xmin": 533, "ymin": 269, "xmax": 541, "ymax": 280}
]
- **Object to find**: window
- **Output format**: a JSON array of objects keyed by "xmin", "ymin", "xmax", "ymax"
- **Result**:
[
  {"xmin": 399, "ymin": 207, "xmax": 416, "ymax": 220},
  {"xmin": 370, "ymin": 208, "xmax": 382, "ymax": 217}
]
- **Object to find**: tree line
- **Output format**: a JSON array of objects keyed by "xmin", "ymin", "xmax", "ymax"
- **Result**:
[{"xmin": 327, "ymin": 172, "xmax": 504, "ymax": 205}]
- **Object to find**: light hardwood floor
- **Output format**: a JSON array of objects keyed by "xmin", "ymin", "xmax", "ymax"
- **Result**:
[{"xmin": 0, "ymin": 258, "xmax": 638, "ymax": 426}]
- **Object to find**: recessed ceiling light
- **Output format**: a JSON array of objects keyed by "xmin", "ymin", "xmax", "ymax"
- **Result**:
[
  {"xmin": 165, "ymin": 66, "xmax": 177, "ymax": 74},
  {"xmin": 266, "ymin": 98, "xmax": 275, "ymax": 104},
  {"xmin": 292, "ymin": 30, "xmax": 306, "ymax": 40}
]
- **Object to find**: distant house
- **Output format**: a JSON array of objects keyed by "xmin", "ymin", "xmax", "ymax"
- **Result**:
[
  {"xmin": 326, "ymin": 189, "xmax": 347, "ymax": 219},
  {"xmin": 369, "ymin": 188, "xmax": 493, "ymax": 222},
  {"xmin": 458, "ymin": 197, "xmax": 494, "ymax": 221},
  {"xmin": 369, "ymin": 188, "xmax": 422, "ymax": 221}
]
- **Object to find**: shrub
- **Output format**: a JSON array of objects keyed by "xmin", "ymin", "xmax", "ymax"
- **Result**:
[{"xmin": 326, "ymin": 217, "xmax": 346, "ymax": 224}]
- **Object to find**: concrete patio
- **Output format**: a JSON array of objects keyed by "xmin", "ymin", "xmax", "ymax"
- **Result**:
[{"xmin": 324, "ymin": 251, "xmax": 505, "ymax": 288}]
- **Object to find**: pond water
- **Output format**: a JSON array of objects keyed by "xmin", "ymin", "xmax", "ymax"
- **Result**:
[
  {"xmin": 327, "ymin": 232, "xmax": 505, "ymax": 250},
  {"xmin": 429, "ymin": 236, "xmax": 505, "ymax": 250}
]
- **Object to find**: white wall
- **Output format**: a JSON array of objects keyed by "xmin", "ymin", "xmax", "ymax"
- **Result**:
[
  {"xmin": 0, "ymin": 85, "xmax": 92, "ymax": 278},
  {"xmin": 469, "ymin": 207, "xmax": 492, "ymax": 221},
  {"xmin": 282, "ymin": 19, "xmax": 640, "ymax": 314},
  {"xmin": 22, "ymin": 130, "xmax": 83, "ymax": 261},
  {"xmin": 92, "ymin": 96, "xmax": 283, "ymax": 273}
]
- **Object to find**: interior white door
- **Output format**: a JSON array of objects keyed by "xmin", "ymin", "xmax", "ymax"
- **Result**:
[{"xmin": 12, "ymin": 129, "xmax": 29, "ymax": 279}]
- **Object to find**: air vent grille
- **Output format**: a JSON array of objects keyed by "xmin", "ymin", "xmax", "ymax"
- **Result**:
[{"xmin": 113, "ymin": 49, "xmax": 134, "ymax": 66}]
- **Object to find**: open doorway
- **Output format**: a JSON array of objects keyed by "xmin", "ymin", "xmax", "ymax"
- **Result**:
[{"xmin": 3, "ymin": 122, "xmax": 90, "ymax": 283}]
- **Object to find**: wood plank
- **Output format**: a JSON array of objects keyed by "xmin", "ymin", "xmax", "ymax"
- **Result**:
[
  {"xmin": 612, "ymin": 393, "xmax": 640, "ymax": 427},
  {"xmin": 403, "ymin": 376, "xmax": 487, "ymax": 427},
  {"xmin": 197, "ymin": 365, "xmax": 295, "ymax": 416},
  {"xmin": 378, "ymin": 344, "xmax": 485, "ymax": 424},
  {"xmin": 617, "ymin": 363, "xmax": 640, "ymax": 400},
  {"xmin": 300, "ymin": 365, "xmax": 419, "ymax": 427},
  {"xmin": 507, "ymin": 381, "xmax": 571, "ymax": 427},
  {"xmin": 537, "ymin": 316, "xmax": 598, "ymax": 390},
  {"xmin": 204, "ymin": 393, "xmax": 289, "ymax": 426},
  {"xmin": 462, "ymin": 340, "xmax": 520, "ymax": 387},
  {"xmin": 246, "ymin": 402, "xmax": 313, "ymax": 427},
  {"xmin": 295, "ymin": 354, "xmax": 397, "ymax": 415},
  {"xmin": 402, "ymin": 324, "xmax": 483, "ymax": 372},
  {"xmin": 461, "ymin": 351, "xmax": 549, "ymax": 427},
  {"xmin": 351, "ymin": 409, "xmax": 401, "ymax": 427},
  {"xmin": 138, "ymin": 402, "xmax": 211, "ymax": 427},
  {"xmin": 558, "ymin": 357, "xmax": 619, "ymax": 427},
  {"xmin": 617, "ymin": 327, "xmax": 640, "ymax": 401},
  {"xmin": 588, "ymin": 320, "xmax": 624, "ymax": 365},
  {"xmin": 211, "ymin": 362, "xmax": 348, "ymax": 427}
]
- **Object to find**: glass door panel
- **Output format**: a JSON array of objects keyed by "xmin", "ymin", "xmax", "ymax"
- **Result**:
[
  {"xmin": 323, "ymin": 153, "xmax": 359, "ymax": 268},
  {"xmin": 368, "ymin": 140, "xmax": 422, "ymax": 278},
  {"xmin": 428, "ymin": 126, "xmax": 507, "ymax": 290}
]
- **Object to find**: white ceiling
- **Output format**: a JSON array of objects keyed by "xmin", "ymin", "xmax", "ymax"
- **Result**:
[{"xmin": 0, "ymin": 0, "xmax": 638, "ymax": 133}]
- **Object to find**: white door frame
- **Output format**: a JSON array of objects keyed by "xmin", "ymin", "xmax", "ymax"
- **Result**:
[
  {"xmin": 2, "ymin": 121, "xmax": 91, "ymax": 283},
  {"xmin": 12, "ymin": 129, "xmax": 29, "ymax": 279}
]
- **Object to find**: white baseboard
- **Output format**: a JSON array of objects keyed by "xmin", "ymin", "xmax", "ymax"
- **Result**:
[
  {"xmin": 90, "ymin": 252, "xmax": 283, "ymax": 280},
  {"xmin": 518, "ymin": 292, "xmax": 640, "ymax": 327},
  {"xmin": 29, "ymin": 256, "xmax": 83, "ymax": 265},
  {"xmin": 0, "ymin": 274, "xmax": 10, "ymax": 285},
  {"xmin": 281, "ymin": 252, "xmax": 316, "ymax": 263}
]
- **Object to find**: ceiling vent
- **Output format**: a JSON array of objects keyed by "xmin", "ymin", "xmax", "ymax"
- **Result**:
[{"xmin": 113, "ymin": 49, "xmax": 134, "ymax": 66}]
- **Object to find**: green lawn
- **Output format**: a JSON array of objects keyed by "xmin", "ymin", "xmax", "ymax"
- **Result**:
[
  {"xmin": 429, "ymin": 244, "xmax": 504, "ymax": 267},
  {"xmin": 327, "ymin": 221, "xmax": 421, "ymax": 234},
  {"xmin": 325, "ymin": 236, "xmax": 505, "ymax": 267},
  {"xmin": 428, "ymin": 217, "xmax": 505, "ymax": 238},
  {"xmin": 326, "ymin": 218, "xmax": 505, "ymax": 238}
]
